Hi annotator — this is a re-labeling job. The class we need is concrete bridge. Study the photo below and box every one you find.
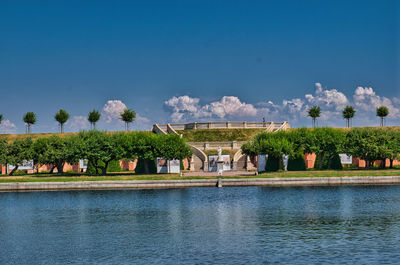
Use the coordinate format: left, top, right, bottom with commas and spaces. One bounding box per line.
152, 121, 290, 172
152, 121, 290, 134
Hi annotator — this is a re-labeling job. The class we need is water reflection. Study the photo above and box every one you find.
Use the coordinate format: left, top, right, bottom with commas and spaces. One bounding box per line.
1, 186, 400, 264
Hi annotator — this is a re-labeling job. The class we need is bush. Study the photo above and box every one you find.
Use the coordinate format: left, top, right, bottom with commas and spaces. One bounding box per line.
135, 158, 157, 174
265, 156, 280, 171
330, 154, 343, 170
107, 160, 122, 172
86, 159, 122, 174
288, 155, 306, 171
314, 154, 343, 170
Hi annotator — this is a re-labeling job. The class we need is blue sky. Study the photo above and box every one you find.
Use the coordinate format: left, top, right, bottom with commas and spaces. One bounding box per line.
0, 0, 399, 133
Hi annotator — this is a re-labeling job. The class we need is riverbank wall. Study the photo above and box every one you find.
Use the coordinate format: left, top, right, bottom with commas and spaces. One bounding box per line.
1, 176, 400, 192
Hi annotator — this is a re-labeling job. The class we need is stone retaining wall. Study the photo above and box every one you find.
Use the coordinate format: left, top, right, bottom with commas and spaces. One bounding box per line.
1, 176, 400, 192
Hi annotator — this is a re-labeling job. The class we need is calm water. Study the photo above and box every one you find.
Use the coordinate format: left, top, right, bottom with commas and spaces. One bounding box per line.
1, 186, 400, 264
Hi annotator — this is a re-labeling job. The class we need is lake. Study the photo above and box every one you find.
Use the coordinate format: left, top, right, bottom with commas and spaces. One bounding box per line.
1, 186, 400, 264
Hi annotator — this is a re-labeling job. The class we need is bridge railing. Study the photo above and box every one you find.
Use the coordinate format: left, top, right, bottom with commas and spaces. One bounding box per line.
153, 121, 290, 133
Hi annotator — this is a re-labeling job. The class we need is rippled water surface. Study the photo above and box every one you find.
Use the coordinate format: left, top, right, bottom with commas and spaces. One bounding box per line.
1, 186, 400, 264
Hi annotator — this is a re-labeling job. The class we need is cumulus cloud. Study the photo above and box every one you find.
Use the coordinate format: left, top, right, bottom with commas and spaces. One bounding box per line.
164, 95, 204, 122
102, 100, 127, 123
163, 83, 400, 127
164, 95, 257, 122
305, 82, 349, 111
0, 120, 17, 134
353, 87, 399, 116
207, 96, 257, 118
68, 116, 89, 131
100, 100, 152, 130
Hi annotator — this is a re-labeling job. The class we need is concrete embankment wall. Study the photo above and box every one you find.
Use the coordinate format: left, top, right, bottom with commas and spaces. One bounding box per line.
1, 176, 400, 192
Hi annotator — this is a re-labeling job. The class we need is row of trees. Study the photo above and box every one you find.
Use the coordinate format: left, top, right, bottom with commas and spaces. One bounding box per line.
0, 131, 192, 175
1, 109, 136, 134
307, 105, 389, 128
241, 128, 400, 171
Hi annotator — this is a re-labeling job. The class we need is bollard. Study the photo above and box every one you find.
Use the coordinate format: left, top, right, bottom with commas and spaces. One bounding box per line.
217, 178, 222, 188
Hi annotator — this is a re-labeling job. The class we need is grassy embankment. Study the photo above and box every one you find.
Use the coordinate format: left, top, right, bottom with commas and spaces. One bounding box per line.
177, 128, 266, 142
1, 169, 400, 183
3, 127, 400, 143
0, 131, 152, 142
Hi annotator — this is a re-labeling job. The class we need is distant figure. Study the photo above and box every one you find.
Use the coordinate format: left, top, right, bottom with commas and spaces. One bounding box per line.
217, 146, 222, 161
262, 117, 265, 123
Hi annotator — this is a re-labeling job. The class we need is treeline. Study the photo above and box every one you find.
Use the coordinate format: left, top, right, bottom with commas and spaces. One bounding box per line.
241, 128, 400, 171
0, 131, 192, 175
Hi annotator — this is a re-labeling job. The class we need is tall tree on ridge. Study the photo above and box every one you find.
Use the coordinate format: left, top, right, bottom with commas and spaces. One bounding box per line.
120, 109, 136, 131
88, 110, 101, 130
23, 112, 36, 134
376, 106, 389, 127
308, 106, 321, 128
342, 105, 356, 128
55, 109, 69, 133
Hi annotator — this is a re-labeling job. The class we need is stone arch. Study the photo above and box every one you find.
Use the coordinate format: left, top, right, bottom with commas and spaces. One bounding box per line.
233, 150, 247, 171
190, 145, 208, 171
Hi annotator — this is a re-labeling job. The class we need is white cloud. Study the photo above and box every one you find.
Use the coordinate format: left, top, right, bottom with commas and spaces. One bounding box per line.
208, 96, 257, 118
305, 82, 349, 111
68, 116, 88, 131
353, 86, 400, 116
164, 95, 257, 122
102, 100, 127, 123
100, 100, 151, 130
163, 83, 400, 127
0, 120, 16, 134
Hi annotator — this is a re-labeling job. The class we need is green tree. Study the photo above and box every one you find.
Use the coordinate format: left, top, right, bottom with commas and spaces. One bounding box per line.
312, 128, 345, 169
120, 109, 136, 131
155, 134, 192, 160
88, 109, 101, 130
387, 130, 400, 168
123, 132, 158, 173
342, 106, 356, 128
32, 135, 79, 174
78, 131, 125, 175
308, 106, 321, 128
55, 109, 69, 133
0, 139, 7, 167
5, 138, 34, 175
344, 128, 385, 168
242, 132, 295, 171
376, 106, 389, 127
32, 137, 48, 173
23, 112, 36, 134
0, 114, 3, 125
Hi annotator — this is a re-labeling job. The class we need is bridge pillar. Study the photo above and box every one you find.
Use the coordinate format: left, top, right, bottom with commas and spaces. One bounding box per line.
203, 161, 209, 172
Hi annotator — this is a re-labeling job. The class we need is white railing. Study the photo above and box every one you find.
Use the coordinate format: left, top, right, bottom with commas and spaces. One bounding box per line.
188, 141, 247, 150
155, 121, 287, 130
152, 121, 290, 134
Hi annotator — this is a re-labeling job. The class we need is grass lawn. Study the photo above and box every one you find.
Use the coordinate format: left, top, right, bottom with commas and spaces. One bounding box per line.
1, 169, 400, 183
177, 128, 266, 142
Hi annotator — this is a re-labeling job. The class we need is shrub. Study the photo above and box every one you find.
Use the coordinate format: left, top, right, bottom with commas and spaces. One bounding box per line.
288, 155, 306, 171
107, 160, 122, 172
135, 158, 157, 174
86, 159, 122, 174
314, 154, 343, 170
265, 156, 280, 172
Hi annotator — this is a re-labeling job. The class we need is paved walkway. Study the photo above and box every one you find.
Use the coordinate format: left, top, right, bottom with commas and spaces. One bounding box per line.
183, 171, 257, 177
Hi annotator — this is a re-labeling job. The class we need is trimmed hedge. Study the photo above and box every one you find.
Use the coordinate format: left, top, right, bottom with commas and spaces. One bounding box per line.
288, 156, 306, 171
314, 154, 343, 170
265, 156, 280, 172
86, 160, 122, 174
135, 158, 157, 174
